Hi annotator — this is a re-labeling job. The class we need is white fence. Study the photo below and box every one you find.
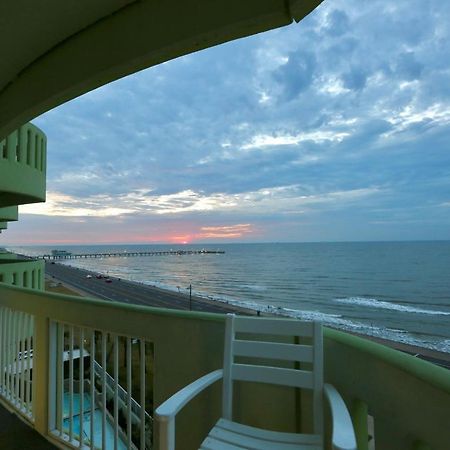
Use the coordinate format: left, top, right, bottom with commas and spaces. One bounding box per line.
0, 305, 34, 420
49, 322, 152, 449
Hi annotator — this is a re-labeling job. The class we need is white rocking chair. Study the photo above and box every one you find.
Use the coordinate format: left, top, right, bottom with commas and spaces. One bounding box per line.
155, 315, 356, 450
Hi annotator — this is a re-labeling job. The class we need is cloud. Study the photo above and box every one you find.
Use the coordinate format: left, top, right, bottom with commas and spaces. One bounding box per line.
273, 50, 316, 100
342, 67, 367, 91
395, 52, 424, 81
383, 103, 450, 137
324, 9, 350, 36
20, 192, 135, 217
2, 0, 446, 244
241, 130, 350, 150
19, 185, 385, 222
197, 224, 254, 239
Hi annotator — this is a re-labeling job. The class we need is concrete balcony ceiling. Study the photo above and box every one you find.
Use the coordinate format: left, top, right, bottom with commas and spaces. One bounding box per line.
0, 0, 323, 139
0, 123, 47, 207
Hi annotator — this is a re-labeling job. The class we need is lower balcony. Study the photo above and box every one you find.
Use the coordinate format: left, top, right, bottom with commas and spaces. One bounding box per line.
0, 206, 18, 234
0, 283, 448, 450
0, 206, 18, 222
0, 123, 46, 208
0, 258, 45, 290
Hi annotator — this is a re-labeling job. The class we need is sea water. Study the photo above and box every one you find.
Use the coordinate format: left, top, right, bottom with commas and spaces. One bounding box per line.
12, 241, 450, 353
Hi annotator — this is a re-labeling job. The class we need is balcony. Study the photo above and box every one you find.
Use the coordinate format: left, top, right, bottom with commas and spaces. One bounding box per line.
0, 2, 448, 449
0, 282, 448, 450
0, 206, 18, 234
0, 206, 18, 222
0, 259, 45, 291
0, 122, 47, 289
0, 123, 46, 208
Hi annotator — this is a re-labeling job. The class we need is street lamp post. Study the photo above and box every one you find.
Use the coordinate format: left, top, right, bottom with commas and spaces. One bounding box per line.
189, 283, 192, 311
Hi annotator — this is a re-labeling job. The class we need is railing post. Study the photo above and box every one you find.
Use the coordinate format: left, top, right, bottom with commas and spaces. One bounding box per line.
352, 399, 369, 450
47, 321, 58, 433
33, 314, 50, 436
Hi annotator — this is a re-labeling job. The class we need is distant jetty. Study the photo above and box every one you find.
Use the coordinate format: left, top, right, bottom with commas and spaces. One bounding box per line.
40, 249, 225, 260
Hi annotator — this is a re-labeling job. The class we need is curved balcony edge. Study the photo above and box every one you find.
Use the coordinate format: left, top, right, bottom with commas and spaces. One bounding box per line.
324, 327, 450, 394
0, 258, 45, 290
0, 123, 47, 208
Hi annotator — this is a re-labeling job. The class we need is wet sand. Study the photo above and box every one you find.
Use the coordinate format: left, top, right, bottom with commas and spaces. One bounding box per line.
45, 261, 450, 369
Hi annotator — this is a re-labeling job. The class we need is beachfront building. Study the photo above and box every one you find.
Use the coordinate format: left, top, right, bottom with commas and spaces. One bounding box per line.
0, 1, 449, 449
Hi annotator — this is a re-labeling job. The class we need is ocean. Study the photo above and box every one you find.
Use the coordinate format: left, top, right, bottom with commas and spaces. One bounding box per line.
10, 241, 450, 353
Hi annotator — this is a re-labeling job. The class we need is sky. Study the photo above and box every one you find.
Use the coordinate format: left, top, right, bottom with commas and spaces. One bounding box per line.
2, 0, 450, 245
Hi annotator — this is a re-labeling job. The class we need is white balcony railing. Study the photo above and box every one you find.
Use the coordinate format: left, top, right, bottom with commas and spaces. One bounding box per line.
49, 321, 152, 449
0, 305, 34, 420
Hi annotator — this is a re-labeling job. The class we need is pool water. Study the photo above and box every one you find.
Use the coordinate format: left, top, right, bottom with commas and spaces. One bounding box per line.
63, 393, 128, 449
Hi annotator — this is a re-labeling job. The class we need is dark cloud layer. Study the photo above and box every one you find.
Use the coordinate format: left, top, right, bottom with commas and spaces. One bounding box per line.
2, 0, 450, 244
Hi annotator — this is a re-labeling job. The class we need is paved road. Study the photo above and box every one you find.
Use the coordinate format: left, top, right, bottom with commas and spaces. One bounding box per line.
45, 261, 254, 315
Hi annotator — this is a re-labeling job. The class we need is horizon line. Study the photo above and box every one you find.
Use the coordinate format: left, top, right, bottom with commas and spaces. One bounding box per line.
3, 238, 450, 247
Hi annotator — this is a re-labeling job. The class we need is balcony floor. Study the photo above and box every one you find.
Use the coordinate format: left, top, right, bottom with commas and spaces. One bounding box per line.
0, 404, 57, 449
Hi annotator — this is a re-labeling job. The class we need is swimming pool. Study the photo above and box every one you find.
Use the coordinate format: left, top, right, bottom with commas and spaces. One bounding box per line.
63, 392, 128, 449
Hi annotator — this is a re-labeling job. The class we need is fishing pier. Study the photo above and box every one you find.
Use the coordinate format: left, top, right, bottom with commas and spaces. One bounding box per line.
41, 249, 225, 260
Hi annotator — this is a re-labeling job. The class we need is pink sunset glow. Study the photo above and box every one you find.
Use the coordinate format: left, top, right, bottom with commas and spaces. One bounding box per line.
2, 218, 257, 245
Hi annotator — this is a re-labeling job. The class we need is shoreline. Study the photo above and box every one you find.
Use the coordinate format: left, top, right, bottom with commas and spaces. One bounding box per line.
45, 261, 258, 316
44, 261, 450, 369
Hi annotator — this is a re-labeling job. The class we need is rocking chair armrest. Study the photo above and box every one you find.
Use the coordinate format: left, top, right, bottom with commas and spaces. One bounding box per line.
324, 383, 357, 450
155, 369, 223, 420
155, 369, 223, 450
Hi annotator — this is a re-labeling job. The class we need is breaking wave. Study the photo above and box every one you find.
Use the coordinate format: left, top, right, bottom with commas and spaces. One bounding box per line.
206, 295, 450, 353
334, 297, 450, 316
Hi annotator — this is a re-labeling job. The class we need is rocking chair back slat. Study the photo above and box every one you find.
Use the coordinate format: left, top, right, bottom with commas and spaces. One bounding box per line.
222, 315, 323, 435
233, 340, 314, 362
233, 317, 314, 337
232, 364, 314, 388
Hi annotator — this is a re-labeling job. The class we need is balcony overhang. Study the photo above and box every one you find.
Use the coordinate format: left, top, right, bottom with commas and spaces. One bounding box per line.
0, 0, 323, 139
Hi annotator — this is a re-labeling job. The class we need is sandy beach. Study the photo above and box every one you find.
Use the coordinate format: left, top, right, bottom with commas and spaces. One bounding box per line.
45, 261, 450, 369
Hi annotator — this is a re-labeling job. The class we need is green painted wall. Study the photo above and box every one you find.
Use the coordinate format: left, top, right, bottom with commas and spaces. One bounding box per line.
324, 328, 450, 450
